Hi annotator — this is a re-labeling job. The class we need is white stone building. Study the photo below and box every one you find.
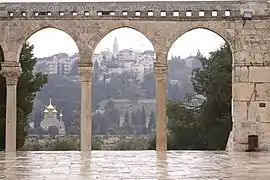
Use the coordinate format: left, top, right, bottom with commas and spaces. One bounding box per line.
35, 53, 76, 75
107, 68, 123, 75
40, 98, 65, 135
93, 53, 103, 65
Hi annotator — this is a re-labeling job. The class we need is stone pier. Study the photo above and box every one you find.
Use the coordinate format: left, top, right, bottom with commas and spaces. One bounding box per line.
78, 62, 92, 152
154, 61, 168, 151
1, 61, 21, 152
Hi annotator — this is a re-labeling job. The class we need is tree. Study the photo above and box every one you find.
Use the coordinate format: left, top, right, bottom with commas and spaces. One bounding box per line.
61, 64, 65, 75
148, 111, 155, 132
105, 99, 115, 110
166, 100, 206, 149
123, 111, 129, 126
140, 106, 146, 127
57, 61, 61, 75
69, 60, 78, 75
191, 43, 232, 150
0, 43, 48, 150
47, 126, 59, 138
96, 113, 109, 135
92, 61, 99, 83
34, 127, 47, 135
141, 73, 155, 98
131, 111, 137, 126
156, 43, 232, 150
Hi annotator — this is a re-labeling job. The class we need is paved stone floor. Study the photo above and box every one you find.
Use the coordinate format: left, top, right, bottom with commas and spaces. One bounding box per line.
0, 151, 269, 179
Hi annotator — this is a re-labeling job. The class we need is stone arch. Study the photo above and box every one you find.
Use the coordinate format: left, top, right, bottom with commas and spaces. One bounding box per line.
167, 25, 234, 63
91, 25, 157, 56
17, 24, 81, 62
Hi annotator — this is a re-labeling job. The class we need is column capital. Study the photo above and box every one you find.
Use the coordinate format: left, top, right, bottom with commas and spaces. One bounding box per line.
155, 51, 167, 60
154, 62, 168, 82
78, 62, 93, 82
1, 61, 22, 85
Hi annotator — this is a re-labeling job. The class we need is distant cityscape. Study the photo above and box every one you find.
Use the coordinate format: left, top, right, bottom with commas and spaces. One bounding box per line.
34, 37, 201, 80
30, 37, 202, 137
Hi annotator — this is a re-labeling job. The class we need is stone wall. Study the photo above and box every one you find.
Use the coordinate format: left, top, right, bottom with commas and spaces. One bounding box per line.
231, 18, 270, 151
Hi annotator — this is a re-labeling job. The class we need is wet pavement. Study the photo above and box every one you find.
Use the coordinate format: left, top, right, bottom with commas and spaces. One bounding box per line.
0, 151, 269, 179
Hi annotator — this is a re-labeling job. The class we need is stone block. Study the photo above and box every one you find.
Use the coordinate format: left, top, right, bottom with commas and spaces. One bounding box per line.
255, 83, 270, 101
233, 83, 254, 101
249, 67, 270, 82
248, 101, 270, 123
234, 50, 252, 64
233, 101, 247, 121
245, 35, 262, 43
261, 123, 270, 138
233, 128, 248, 144
254, 52, 264, 63
233, 66, 249, 82
247, 101, 261, 123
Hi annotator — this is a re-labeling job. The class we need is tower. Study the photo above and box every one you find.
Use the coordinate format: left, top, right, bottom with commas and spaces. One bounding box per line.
113, 36, 119, 55
58, 110, 66, 135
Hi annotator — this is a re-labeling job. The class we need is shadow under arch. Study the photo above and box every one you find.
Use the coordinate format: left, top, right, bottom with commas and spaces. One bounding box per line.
92, 26, 156, 56
0, 44, 4, 66
17, 26, 80, 62
0, 44, 4, 103
167, 27, 234, 63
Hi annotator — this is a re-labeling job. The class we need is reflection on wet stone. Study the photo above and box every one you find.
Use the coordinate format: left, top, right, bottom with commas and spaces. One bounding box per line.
0, 151, 270, 179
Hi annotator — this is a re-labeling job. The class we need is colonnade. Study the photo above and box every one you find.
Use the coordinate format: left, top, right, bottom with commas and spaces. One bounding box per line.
1, 55, 169, 152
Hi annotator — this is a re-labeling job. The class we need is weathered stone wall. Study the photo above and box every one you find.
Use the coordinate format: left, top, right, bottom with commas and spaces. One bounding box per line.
231, 17, 270, 151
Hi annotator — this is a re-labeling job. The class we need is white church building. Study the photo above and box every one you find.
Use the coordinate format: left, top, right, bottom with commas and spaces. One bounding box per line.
40, 98, 66, 135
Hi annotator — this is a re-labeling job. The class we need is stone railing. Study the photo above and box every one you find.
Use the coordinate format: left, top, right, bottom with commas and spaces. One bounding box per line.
0, 1, 242, 19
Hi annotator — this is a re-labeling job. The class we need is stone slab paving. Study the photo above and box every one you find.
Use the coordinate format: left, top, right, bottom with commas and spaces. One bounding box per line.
0, 151, 269, 180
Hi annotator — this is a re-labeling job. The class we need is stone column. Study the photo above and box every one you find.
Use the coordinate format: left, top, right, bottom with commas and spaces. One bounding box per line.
78, 62, 92, 152
154, 61, 168, 152
1, 61, 21, 152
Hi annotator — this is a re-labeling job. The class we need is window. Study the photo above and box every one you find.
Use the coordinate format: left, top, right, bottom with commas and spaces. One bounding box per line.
212, 10, 218, 16
160, 11, 166, 16
186, 11, 192, 16
225, 10, 231, 16
173, 11, 179, 16
148, 11, 153, 16
199, 11, 205, 16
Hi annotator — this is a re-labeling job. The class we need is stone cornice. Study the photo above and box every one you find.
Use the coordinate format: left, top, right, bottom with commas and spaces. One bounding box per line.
154, 62, 168, 82
78, 62, 93, 82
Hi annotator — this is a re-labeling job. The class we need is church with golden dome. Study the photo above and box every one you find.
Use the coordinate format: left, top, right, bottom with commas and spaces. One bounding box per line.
40, 98, 66, 135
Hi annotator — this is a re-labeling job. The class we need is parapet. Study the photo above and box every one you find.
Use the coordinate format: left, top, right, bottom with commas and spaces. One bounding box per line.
0, 1, 243, 19
0, 1, 269, 20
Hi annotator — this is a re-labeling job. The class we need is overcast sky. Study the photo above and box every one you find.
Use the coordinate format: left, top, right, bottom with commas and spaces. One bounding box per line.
6, 0, 225, 59
27, 27, 224, 59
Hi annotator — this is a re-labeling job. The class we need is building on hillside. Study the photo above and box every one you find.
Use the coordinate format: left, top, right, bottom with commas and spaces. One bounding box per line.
93, 53, 103, 65
185, 56, 202, 69
35, 53, 76, 75
40, 98, 65, 135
